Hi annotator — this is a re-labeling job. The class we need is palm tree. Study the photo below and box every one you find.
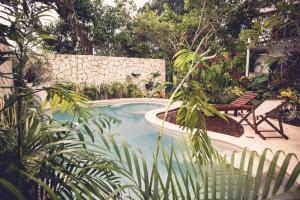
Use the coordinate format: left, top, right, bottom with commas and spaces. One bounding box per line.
0, 1, 121, 198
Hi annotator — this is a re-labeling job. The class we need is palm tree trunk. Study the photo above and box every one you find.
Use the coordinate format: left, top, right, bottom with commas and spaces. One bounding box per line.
14, 51, 27, 169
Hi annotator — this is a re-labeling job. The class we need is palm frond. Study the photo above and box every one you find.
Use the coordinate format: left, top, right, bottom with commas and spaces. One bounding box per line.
43, 84, 92, 120
95, 131, 300, 200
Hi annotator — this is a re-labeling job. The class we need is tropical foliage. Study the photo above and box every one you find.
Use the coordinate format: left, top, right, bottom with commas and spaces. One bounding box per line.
240, 75, 270, 100
62, 81, 143, 100
0, 106, 121, 199
199, 52, 245, 104
40, 0, 260, 89
54, 74, 166, 101
0, 1, 120, 198
280, 88, 300, 126
240, 0, 299, 45
94, 135, 300, 200
0, 0, 299, 199
43, 0, 135, 55
170, 41, 224, 163
239, 0, 300, 123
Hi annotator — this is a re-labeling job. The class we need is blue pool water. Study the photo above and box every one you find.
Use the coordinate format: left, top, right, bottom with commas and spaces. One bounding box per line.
54, 103, 180, 155
98, 103, 175, 156
53, 103, 236, 171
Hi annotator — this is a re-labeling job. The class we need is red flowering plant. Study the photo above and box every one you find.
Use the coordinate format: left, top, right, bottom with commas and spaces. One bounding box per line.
197, 50, 247, 104
220, 51, 245, 81
232, 51, 246, 79
210, 55, 220, 64
223, 52, 232, 62
196, 63, 204, 70
230, 69, 242, 80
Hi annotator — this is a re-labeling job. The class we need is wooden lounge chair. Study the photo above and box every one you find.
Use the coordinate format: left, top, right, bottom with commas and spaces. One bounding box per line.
237, 99, 288, 140
214, 92, 257, 116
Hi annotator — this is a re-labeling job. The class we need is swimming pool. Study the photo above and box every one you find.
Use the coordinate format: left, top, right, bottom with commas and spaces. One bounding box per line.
53, 102, 298, 194
53, 103, 239, 163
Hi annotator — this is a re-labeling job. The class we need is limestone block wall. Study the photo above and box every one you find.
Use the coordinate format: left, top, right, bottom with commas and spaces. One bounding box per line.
0, 44, 12, 108
46, 54, 165, 89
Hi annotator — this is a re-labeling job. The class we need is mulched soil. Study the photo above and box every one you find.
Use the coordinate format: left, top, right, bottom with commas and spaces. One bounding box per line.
157, 108, 244, 137
283, 119, 300, 127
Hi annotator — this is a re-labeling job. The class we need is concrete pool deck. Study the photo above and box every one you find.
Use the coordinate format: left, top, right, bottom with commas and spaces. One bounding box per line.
144, 100, 299, 157
143, 99, 300, 183
228, 111, 300, 161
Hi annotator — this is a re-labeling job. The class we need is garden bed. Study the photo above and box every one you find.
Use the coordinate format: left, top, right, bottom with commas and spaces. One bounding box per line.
157, 108, 244, 137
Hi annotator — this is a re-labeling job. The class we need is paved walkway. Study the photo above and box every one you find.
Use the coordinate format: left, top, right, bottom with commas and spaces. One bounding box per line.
147, 102, 300, 184
224, 111, 300, 184
227, 111, 300, 159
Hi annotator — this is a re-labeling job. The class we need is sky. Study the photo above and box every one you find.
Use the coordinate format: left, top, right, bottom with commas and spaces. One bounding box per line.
103, 0, 149, 8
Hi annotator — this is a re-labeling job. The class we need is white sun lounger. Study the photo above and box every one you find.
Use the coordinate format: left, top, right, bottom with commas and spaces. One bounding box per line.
237, 99, 288, 140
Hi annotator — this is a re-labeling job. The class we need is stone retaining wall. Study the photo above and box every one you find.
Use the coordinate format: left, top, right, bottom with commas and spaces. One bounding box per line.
46, 54, 165, 88
0, 52, 166, 108
0, 44, 12, 108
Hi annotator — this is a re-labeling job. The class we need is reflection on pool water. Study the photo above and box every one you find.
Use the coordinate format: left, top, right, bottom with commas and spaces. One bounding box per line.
53, 103, 240, 171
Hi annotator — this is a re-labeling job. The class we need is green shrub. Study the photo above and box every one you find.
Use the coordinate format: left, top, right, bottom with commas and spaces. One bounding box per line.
200, 64, 239, 104
127, 84, 143, 97
79, 82, 143, 100
279, 88, 300, 125
110, 82, 125, 98
54, 82, 77, 91
143, 71, 166, 97
269, 50, 300, 93
239, 74, 270, 99
99, 84, 110, 99
82, 84, 99, 100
